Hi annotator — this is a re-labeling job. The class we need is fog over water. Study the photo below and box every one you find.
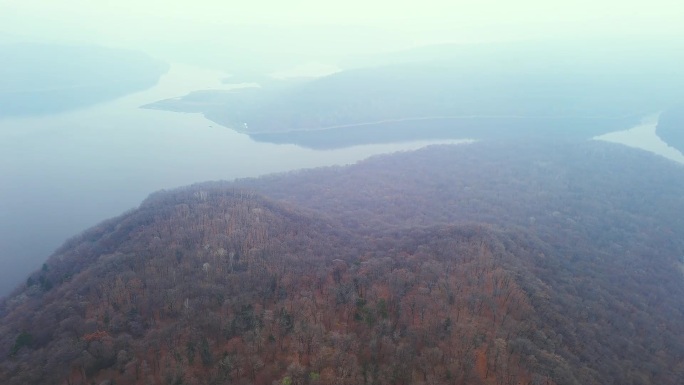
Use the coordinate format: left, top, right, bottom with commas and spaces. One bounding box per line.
595, 115, 684, 164
0, 64, 468, 296
4, 3, 684, 385
1, 0, 682, 299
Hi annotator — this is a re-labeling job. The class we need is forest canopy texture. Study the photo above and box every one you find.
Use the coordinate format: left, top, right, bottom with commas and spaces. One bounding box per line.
1, 141, 684, 385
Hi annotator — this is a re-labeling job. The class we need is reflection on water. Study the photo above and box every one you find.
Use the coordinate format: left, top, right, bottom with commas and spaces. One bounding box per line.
594, 115, 684, 164
0, 64, 468, 296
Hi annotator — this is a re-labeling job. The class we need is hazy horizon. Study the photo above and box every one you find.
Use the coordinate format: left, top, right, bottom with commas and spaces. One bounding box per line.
2, 1, 683, 63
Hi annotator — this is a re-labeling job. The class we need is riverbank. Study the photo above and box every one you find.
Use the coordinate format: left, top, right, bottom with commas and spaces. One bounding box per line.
0, 63, 470, 297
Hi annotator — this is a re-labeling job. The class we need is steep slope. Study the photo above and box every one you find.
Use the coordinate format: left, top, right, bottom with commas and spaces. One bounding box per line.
0, 190, 348, 384
231, 140, 684, 384
1, 142, 684, 385
2, 189, 570, 385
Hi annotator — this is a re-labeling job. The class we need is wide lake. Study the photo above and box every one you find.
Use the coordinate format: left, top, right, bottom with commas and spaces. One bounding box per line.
2, 64, 682, 296
0, 64, 467, 295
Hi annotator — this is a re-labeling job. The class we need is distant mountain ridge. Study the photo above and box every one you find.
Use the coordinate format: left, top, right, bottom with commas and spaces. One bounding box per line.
146, 39, 684, 149
0, 43, 168, 117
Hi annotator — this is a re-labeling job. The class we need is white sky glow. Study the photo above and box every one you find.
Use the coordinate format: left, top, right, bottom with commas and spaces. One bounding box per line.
1, 0, 681, 54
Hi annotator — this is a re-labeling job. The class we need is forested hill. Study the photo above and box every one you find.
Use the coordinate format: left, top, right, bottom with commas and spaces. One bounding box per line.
193, 40, 684, 143
2, 141, 684, 385
233, 140, 684, 245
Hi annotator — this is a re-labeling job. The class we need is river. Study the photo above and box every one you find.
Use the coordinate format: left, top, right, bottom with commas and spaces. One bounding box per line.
0, 64, 467, 296
2, 64, 682, 297
594, 114, 684, 164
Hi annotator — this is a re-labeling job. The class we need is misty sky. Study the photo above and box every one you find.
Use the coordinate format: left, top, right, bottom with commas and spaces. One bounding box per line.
2, 0, 682, 56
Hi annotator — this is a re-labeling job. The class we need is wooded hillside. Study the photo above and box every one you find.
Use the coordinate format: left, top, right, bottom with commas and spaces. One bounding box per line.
1, 141, 683, 385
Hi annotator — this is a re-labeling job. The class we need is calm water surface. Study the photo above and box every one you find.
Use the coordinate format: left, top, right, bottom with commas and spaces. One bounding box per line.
2, 65, 680, 296
595, 115, 684, 164
0, 64, 466, 295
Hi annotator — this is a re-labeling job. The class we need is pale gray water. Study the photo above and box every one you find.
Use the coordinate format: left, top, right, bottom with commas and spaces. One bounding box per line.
595, 114, 684, 164
2, 64, 680, 297
0, 64, 467, 296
